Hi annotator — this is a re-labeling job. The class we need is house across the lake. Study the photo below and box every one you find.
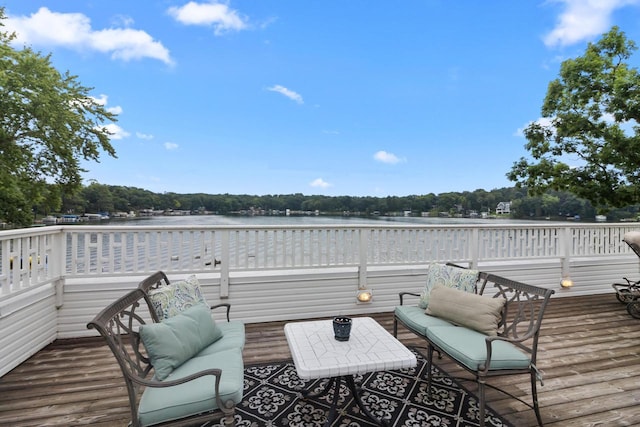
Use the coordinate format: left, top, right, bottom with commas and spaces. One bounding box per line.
496, 201, 511, 214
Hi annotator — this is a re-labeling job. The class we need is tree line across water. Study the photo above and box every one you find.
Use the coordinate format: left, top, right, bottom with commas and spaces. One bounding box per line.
56, 182, 640, 222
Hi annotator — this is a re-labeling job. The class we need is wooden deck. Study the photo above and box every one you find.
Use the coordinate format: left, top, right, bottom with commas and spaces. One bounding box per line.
0, 293, 639, 426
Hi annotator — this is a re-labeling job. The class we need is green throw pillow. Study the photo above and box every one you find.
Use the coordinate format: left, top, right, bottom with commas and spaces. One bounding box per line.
426, 284, 505, 336
139, 303, 223, 380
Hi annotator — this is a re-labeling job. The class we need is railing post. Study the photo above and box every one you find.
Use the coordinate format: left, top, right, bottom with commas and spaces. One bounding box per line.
560, 227, 572, 280
53, 229, 65, 308
358, 229, 368, 289
220, 230, 230, 298
470, 228, 479, 269
0, 239, 9, 295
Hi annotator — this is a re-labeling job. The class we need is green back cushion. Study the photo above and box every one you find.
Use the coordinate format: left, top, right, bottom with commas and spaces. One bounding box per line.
148, 275, 208, 319
419, 263, 479, 309
426, 284, 505, 336
139, 303, 223, 380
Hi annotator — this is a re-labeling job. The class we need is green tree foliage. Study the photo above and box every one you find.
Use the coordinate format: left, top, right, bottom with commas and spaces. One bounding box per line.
54, 182, 640, 223
83, 182, 115, 214
0, 9, 116, 226
508, 27, 640, 212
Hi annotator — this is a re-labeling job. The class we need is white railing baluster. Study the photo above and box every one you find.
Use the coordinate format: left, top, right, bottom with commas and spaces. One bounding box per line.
220, 230, 230, 297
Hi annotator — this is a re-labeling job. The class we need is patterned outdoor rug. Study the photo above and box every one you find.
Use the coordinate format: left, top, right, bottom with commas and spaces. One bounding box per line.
208, 347, 512, 427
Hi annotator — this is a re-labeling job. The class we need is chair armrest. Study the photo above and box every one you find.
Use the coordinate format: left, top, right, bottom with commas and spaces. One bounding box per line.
483, 332, 537, 374
398, 291, 420, 306
487, 331, 536, 346
132, 368, 223, 389
210, 303, 231, 322
131, 368, 231, 414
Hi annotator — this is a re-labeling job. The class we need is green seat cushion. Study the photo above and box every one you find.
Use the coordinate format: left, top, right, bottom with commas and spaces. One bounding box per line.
394, 305, 454, 335
138, 347, 244, 427
139, 304, 224, 380
426, 326, 530, 371
196, 321, 246, 356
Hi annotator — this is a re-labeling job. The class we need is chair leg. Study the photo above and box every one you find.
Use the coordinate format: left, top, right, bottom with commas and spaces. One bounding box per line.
221, 401, 237, 426
222, 413, 235, 426
530, 370, 544, 426
478, 379, 486, 427
426, 343, 434, 397
393, 317, 398, 337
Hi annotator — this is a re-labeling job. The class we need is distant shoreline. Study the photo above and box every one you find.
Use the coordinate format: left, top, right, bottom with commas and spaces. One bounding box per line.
97, 214, 571, 227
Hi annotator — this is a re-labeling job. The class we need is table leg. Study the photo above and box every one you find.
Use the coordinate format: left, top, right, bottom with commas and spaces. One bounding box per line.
302, 377, 335, 400
345, 375, 387, 427
301, 375, 387, 427
325, 376, 342, 426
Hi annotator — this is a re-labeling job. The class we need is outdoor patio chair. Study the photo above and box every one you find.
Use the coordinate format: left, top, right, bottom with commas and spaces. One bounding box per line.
87, 288, 243, 426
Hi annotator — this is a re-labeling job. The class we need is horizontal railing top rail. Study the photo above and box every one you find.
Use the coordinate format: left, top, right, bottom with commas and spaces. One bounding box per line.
1, 222, 639, 297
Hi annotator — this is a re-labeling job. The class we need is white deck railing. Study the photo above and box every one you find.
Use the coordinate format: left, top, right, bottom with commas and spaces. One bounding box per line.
1, 222, 639, 297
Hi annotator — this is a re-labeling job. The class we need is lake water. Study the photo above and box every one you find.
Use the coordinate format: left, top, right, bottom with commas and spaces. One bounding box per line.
110, 214, 554, 227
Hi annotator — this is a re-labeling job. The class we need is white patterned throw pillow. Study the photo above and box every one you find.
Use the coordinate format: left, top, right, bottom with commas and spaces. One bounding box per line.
418, 263, 479, 309
147, 275, 209, 320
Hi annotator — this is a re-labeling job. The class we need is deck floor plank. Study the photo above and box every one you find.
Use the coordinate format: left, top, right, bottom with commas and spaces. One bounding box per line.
0, 294, 639, 426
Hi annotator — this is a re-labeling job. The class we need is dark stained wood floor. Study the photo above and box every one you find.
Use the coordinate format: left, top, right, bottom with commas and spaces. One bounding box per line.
0, 293, 639, 426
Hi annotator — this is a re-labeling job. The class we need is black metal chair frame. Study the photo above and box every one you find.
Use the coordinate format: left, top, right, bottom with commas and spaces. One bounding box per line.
612, 233, 640, 318
394, 270, 554, 427
87, 287, 237, 426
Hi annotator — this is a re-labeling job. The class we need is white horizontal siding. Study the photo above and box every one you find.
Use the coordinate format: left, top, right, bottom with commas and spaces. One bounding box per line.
59, 257, 640, 339
0, 285, 57, 377
479, 259, 563, 289
568, 255, 640, 296
58, 267, 432, 334
222, 268, 360, 323
58, 275, 149, 338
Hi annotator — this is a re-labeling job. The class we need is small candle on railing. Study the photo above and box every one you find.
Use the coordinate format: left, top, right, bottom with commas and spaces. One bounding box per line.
560, 278, 574, 288
356, 290, 373, 303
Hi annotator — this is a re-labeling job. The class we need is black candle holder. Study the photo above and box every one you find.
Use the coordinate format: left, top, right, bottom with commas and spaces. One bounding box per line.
332, 316, 352, 341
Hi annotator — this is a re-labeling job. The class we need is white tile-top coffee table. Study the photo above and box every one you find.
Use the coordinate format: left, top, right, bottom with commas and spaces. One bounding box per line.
284, 317, 416, 426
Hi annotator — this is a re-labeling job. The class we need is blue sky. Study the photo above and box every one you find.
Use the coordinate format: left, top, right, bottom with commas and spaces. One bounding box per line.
4, 1, 640, 197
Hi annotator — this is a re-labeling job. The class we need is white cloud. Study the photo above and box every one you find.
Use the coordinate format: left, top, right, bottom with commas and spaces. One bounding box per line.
515, 117, 556, 137
544, 0, 640, 47
91, 28, 173, 64
112, 14, 134, 28
6, 7, 173, 64
102, 123, 130, 140
167, 1, 248, 35
164, 142, 179, 150
310, 178, 331, 189
373, 150, 404, 164
89, 94, 122, 115
91, 95, 108, 106
267, 85, 304, 104
136, 132, 154, 140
